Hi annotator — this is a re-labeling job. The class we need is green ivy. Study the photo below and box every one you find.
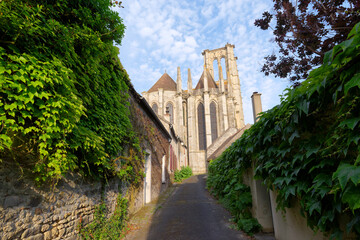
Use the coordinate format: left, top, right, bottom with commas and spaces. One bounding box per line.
207, 22, 360, 239
0, 48, 84, 178
78, 195, 129, 239
0, 0, 142, 183
207, 153, 261, 234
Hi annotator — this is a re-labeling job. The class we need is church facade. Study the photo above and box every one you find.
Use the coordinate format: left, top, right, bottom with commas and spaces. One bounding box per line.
142, 44, 245, 173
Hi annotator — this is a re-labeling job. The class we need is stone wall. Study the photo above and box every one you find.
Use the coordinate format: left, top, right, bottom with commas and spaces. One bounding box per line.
0, 87, 172, 240
128, 87, 171, 206
0, 165, 123, 240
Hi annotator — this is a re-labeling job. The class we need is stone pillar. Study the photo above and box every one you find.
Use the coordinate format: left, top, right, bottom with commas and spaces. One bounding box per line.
187, 68, 192, 94
187, 94, 195, 169
221, 94, 229, 131
202, 49, 213, 77
176, 67, 183, 135
242, 164, 274, 234
225, 44, 244, 129
251, 92, 262, 123
219, 66, 225, 93
176, 66, 182, 93
226, 70, 232, 95
203, 67, 212, 147
203, 65, 209, 92
158, 88, 164, 116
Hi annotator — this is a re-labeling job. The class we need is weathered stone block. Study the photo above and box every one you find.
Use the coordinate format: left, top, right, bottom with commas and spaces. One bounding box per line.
41, 224, 50, 232
4, 210, 16, 222
59, 218, 68, 225
32, 215, 43, 224
43, 231, 52, 240
51, 227, 58, 237
24, 233, 44, 240
21, 224, 41, 238
58, 228, 65, 238
4, 196, 21, 208
3, 222, 15, 233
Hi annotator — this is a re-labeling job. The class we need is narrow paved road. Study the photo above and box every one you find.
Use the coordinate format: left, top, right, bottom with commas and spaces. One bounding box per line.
145, 174, 247, 240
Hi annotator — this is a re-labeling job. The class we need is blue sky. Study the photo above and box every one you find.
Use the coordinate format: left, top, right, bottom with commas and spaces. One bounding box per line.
115, 0, 290, 124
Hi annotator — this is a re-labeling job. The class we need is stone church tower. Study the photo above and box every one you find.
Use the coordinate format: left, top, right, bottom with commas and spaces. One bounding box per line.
142, 44, 245, 173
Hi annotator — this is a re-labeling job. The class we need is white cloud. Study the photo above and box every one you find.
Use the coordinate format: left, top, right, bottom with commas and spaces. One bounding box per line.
117, 0, 288, 124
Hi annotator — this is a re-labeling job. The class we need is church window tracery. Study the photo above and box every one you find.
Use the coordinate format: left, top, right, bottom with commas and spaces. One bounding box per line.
197, 102, 206, 150
213, 59, 219, 81
152, 103, 158, 114
166, 102, 174, 124
210, 101, 218, 142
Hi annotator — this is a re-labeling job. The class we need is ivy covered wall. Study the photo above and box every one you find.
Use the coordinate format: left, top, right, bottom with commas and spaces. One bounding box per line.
0, 1, 173, 239
207, 23, 360, 239
0, 0, 139, 182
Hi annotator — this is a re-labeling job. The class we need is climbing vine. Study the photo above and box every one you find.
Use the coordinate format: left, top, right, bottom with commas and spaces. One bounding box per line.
207, 156, 261, 234
78, 195, 129, 239
207, 22, 360, 239
0, 0, 143, 183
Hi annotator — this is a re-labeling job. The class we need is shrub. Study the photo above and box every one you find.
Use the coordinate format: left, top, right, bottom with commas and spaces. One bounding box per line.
174, 166, 192, 182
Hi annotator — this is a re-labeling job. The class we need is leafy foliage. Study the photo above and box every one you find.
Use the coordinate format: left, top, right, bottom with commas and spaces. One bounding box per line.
207, 155, 261, 234
0, 0, 142, 182
79, 195, 129, 239
255, 0, 360, 85
208, 22, 360, 238
174, 166, 192, 182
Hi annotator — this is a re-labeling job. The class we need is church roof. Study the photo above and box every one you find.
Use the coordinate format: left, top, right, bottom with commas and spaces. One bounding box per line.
148, 73, 177, 93
195, 69, 218, 90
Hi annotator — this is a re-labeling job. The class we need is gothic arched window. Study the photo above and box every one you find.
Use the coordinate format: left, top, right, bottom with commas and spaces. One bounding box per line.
166, 102, 174, 124
213, 59, 219, 81
182, 102, 187, 126
210, 101, 218, 142
197, 102, 206, 150
221, 57, 227, 80
152, 103, 158, 114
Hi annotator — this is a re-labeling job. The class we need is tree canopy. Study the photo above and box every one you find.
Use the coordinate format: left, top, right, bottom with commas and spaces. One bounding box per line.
255, 0, 360, 85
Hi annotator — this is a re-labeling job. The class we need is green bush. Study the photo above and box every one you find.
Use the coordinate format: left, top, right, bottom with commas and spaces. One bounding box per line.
207, 22, 360, 239
0, 0, 142, 183
174, 166, 192, 182
207, 158, 261, 235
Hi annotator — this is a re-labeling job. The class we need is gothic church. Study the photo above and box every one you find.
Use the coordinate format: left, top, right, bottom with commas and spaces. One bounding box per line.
142, 44, 246, 173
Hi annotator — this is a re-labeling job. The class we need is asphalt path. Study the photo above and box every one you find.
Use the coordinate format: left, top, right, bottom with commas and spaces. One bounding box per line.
145, 174, 248, 240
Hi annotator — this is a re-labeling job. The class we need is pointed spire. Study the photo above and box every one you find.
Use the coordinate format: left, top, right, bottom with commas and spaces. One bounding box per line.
147, 73, 176, 93
187, 68, 192, 94
177, 66, 182, 93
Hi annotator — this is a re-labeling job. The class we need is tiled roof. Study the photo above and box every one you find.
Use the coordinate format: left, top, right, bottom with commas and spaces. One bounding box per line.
148, 73, 177, 93
195, 70, 218, 90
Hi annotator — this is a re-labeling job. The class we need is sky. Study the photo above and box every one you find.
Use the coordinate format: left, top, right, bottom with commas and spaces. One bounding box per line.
115, 0, 290, 124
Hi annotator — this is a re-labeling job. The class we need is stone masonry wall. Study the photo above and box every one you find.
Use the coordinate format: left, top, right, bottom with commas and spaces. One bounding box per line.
0, 163, 124, 240
0, 90, 172, 240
